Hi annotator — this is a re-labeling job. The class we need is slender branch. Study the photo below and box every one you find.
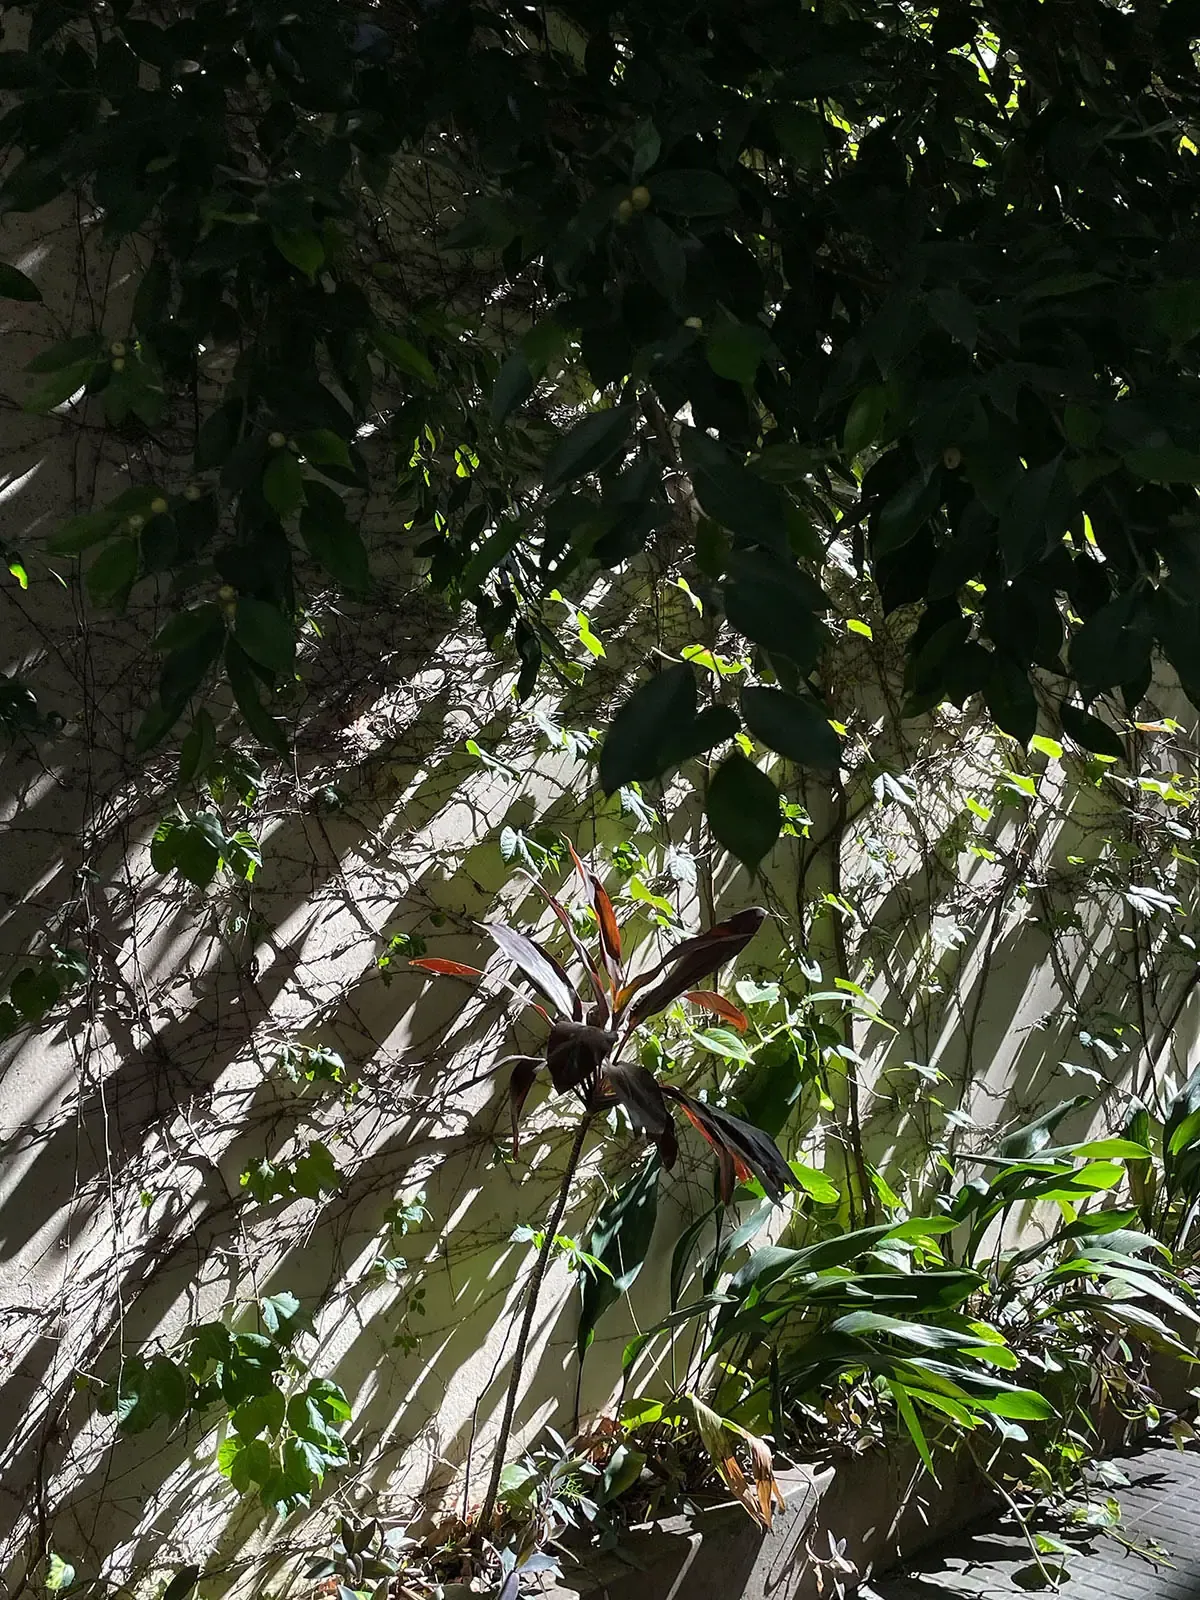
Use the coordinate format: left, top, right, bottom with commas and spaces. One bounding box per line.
478, 1114, 592, 1531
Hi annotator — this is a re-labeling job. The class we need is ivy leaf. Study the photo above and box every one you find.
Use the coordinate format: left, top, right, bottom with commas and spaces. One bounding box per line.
544, 405, 632, 490
45, 1555, 75, 1593
706, 752, 781, 872
0, 260, 40, 300
740, 686, 840, 771
234, 599, 295, 677
259, 1290, 302, 1339
598, 662, 695, 792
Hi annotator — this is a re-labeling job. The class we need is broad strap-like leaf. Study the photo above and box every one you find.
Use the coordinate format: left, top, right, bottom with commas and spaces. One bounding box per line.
577, 1154, 661, 1362
602, 1062, 678, 1169
518, 869, 608, 1016
482, 920, 582, 1019
685, 990, 750, 1032
545, 1019, 615, 1095
665, 1088, 793, 1204
567, 841, 623, 988
620, 907, 767, 1028
508, 1058, 540, 1159
409, 958, 484, 978
409, 955, 551, 1021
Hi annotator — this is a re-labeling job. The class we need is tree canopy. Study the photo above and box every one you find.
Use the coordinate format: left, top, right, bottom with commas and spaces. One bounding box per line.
5, 0, 1200, 861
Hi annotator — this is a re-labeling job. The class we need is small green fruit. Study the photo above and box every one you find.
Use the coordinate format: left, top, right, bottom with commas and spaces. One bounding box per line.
150, 496, 169, 516
183, 483, 204, 502
616, 198, 634, 223
631, 185, 651, 211
111, 357, 126, 372
110, 341, 127, 358
267, 430, 287, 449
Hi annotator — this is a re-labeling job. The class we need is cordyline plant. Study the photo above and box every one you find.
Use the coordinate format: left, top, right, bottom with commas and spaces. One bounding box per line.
410, 845, 794, 1529
412, 845, 793, 1204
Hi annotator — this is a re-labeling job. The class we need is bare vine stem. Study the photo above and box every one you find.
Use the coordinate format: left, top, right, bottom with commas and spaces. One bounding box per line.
478, 1114, 592, 1532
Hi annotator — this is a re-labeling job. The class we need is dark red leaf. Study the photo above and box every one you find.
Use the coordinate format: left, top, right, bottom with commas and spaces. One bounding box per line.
591, 878, 623, 982
546, 1019, 615, 1095
409, 955, 550, 1021
621, 907, 768, 1028
664, 1088, 792, 1205
483, 921, 582, 1020
518, 871, 608, 1016
566, 841, 624, 990
509, 1058, 540, 1158
685, 990, 750, 1032
409, 958, 484, 978
603, 1060, 673, 1139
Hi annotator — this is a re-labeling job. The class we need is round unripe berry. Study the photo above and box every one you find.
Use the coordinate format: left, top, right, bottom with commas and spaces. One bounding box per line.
616, 198, 634, 223
267, 430, 287, 449
218, 584, 237, 607
183, 483, 204, 502
631, 185, 651, 211
110, 341, 126, 358
127, 514, 145, 532
111, 357, 126, 372
942, 445, 963, 470
150, 496, 169, 516
684, 316, 704, 330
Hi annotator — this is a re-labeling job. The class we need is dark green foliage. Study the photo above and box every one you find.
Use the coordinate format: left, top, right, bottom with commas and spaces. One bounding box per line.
7, 0, 1200, 868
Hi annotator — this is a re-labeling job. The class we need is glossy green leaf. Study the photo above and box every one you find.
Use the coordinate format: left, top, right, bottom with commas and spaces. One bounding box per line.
578, 1155, 660, 1361
741, 686, 840, 772
544, 406, 632, 490
262, 451, 306, 519
706, 752, 781, 872
598, 662, 695, 792
234, 599, 295, 677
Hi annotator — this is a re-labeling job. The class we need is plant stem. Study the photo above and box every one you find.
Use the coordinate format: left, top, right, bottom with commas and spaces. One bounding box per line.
479, 1114, 592, 1531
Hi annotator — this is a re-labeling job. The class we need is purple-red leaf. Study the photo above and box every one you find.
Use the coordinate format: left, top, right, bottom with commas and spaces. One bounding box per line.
509, 1058, 540, 1158
567, 841, 623, 987
603, 1061, 673, 1143
483, 921, 582, 1020
546, 1019, 615, 1095
685, 990, 750, 1032
409, 958, 485, 978
519, 870, 608, 1017
664, 1088, 793, 1205
621, 907, 767, 1028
